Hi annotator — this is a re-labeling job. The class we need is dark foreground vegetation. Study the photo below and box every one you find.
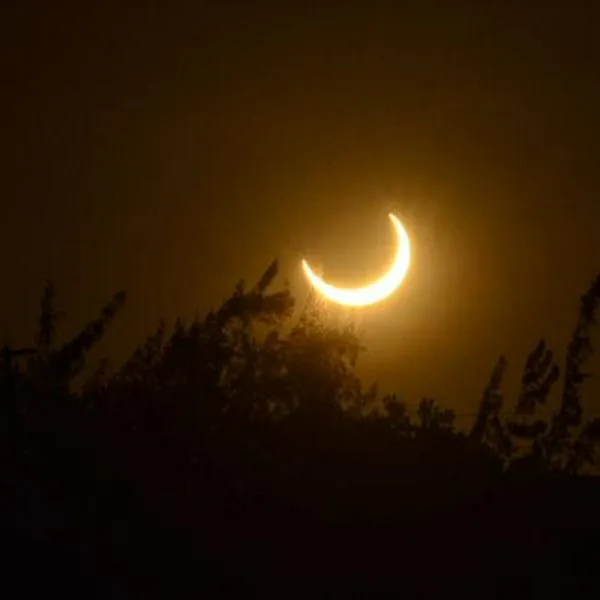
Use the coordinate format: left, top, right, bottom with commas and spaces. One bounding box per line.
2, 262, 600, 597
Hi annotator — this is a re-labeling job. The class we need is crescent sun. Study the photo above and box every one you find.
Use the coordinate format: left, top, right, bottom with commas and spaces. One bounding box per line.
301, 213, 411, 307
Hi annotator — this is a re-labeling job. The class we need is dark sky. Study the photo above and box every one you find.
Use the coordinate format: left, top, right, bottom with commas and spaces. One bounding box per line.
2, 2, 600, 420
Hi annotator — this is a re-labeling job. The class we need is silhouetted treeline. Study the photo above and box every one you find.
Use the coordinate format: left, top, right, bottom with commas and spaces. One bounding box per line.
2, 263, 600, 597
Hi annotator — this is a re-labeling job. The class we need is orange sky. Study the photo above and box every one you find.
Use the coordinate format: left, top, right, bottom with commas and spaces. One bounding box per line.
2, 2, 600, 420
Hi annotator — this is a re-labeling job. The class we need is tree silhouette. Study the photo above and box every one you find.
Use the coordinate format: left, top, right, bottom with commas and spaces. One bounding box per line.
2, 264, 600, 596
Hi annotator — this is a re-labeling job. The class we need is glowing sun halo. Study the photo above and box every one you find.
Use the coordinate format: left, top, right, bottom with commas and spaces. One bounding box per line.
301, 213, 411, 307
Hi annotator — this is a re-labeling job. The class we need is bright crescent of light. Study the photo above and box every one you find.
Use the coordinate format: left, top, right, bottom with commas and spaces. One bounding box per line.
301, 213, 411, 307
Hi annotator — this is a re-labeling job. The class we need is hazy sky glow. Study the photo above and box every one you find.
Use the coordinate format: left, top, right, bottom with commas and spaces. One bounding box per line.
2, 2, 600, 418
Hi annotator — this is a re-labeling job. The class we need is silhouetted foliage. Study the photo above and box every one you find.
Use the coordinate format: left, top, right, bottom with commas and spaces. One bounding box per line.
542, 273, 600, 469
505, 340, 558, 442
470, 355, 513, 459
3, 264, 600, 596
417, 397, 455, 430
35, 280, 62, 351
